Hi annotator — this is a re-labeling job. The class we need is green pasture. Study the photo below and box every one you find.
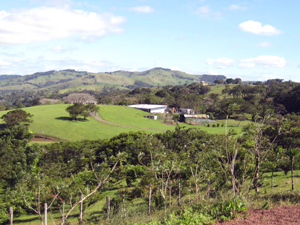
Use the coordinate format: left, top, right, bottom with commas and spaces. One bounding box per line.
208, 84, 237, 97
0, 104, 247, 142
0, 105, 160, 142
261, 170, 300, 193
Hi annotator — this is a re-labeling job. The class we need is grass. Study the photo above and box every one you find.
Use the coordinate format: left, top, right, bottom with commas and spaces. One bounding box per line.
12, 169, 300, 225
0, 104, 247, 142
262, 171, 300, 193
0, 105, 161, 142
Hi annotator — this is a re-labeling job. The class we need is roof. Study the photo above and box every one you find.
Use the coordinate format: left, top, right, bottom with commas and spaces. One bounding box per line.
127, 104, 167, 109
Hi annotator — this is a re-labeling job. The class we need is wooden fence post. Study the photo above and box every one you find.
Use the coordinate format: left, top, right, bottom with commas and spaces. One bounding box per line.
148, 184, 152, 215
106, 196, 110, 220
122, 189, 126, 218
44, 203, 47, 225
61, 202, 65, 225
9, 206, 13, 225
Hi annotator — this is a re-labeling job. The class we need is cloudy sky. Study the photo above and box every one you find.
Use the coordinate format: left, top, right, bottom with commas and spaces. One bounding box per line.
0, 0, 299, 81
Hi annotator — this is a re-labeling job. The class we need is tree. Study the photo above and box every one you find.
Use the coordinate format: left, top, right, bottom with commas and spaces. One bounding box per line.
241, 112, 279, 194
66, 103, 99, 120
0, 125, 40, 224
63, 93, 97, 104
1, 109, 33, 126
233, 78, 242, 84
214, 79, 224, 85
225, 78, 234, 84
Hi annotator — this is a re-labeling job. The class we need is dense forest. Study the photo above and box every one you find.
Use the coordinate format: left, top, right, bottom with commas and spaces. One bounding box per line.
1, 78, 300, 224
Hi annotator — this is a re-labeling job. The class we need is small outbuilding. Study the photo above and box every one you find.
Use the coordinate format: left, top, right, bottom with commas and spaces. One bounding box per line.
179, 114, 210, 123
127, 104, 168, 113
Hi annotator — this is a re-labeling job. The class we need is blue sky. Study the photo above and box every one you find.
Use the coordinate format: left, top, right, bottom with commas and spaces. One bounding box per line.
0, 0, 299, 82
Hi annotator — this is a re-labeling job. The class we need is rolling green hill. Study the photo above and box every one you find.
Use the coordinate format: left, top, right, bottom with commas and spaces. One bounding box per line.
0, 68, 226, 93
0, 104, 243, 142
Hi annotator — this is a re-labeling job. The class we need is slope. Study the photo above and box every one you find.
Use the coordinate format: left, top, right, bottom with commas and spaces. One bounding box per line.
0, 68, 226, 93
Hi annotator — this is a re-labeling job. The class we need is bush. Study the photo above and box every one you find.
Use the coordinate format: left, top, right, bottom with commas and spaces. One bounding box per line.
211, 198, 246, 221
172, 114, 180, 121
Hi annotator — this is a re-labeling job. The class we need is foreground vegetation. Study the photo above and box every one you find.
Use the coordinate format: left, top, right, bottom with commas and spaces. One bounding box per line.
1, 77, 300, 224
1, 108, 300, 225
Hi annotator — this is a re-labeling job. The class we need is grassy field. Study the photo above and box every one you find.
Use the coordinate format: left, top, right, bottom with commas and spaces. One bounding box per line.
0, 104, 249, 142
0, 105, 168, 142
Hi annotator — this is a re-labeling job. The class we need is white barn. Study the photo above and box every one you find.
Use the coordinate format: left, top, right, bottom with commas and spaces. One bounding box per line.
127, 104, 167, 113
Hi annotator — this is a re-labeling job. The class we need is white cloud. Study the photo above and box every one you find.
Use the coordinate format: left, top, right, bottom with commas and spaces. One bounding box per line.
0, 59, 11, 66
195, 5, 221, 18
196, 5, 210, 14
239, 56, 286, 68
0, 7, 126, 45
130, 6, 154, 13
52, 45, 76, 53
0, 57, 116, 75
206, 57, 235, 68
229, 5, 247, 10
30, 0, 73, 7
170, 66, 180, 71
239, 20, 282, 36
257, 42, 271, 47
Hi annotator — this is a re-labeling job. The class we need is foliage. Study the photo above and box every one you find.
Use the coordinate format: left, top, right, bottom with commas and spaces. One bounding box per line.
1, 109, 33, 126
66, 103, 99, 120
212, 198, 246, 221
0, 125, 39, 224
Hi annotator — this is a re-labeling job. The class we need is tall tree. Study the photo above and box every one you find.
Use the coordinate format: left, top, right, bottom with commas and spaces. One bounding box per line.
1, 109, 33, 126
66, 103, 99, 120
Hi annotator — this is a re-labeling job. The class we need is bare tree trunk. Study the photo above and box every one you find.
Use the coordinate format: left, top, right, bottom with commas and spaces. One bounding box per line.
291, 157, 295, 191
64, 160, 119, 222
271, 171, 274, 192
106, 196, 110, 220
122, 189, 126, 218
254, 153, 260, 194
79, 194, 83, 224
61, 203, 65, 225
169, 186, 172, 207
178, 179, 181, 206
230, 148, 238, 195
44, 203, 47, 225
148, 184, 152, 215
9, 206, 13, 225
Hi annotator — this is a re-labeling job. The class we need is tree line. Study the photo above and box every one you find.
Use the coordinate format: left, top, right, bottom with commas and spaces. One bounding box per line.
1, 111, 300, 224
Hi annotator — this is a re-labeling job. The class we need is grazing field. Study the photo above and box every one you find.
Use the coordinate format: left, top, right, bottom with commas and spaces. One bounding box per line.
0, 104, 247, 142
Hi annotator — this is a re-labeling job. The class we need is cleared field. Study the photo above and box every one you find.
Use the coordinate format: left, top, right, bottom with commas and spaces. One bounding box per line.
0, 105, 164, 142
0, 104, 247, 142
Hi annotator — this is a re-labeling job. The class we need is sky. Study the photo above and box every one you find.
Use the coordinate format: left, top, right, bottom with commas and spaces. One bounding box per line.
0, 0, 299, 82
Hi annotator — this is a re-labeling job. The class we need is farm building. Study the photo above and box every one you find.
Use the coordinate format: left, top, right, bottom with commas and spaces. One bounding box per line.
127, 104, 167, 113
178, 108, 195, 114
180, 114, 210, 124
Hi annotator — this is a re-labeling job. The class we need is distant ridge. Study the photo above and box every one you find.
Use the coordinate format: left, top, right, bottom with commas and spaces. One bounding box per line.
0, 68, 226, 93
0, 75, 21, 80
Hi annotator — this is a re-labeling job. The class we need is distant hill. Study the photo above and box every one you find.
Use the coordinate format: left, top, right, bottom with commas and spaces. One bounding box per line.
0, 75, 21, 80
0, 68, 226, 93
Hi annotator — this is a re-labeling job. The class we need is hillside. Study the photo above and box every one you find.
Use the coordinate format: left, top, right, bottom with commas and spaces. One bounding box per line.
0, 104, 242, 142
0, 68, 225, 93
